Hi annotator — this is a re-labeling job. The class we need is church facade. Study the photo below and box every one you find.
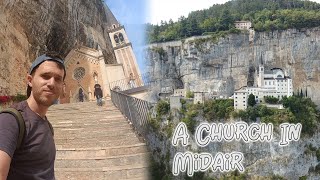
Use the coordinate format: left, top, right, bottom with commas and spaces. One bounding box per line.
60, 5, 141, 103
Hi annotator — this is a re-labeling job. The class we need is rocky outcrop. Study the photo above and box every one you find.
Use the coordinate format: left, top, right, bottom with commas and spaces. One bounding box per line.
147, 121, 320, 179
0, 0, 116, 95
146, 28, 320, 106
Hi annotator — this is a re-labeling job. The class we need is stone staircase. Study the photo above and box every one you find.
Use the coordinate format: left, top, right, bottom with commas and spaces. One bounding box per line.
47, 100, 150, 180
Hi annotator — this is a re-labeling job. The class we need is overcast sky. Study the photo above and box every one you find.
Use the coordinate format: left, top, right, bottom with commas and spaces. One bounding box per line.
149, 0, 320, 24
149, 0, 230, 24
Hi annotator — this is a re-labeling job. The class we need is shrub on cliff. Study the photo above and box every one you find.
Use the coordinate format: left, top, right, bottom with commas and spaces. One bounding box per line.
203, 99, 234, 121
156, 100, 170, 116
282, 96, 319, 136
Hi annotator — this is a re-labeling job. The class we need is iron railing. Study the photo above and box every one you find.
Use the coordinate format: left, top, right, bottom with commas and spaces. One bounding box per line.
110, 89, 152, 139
109, 73, 151, 92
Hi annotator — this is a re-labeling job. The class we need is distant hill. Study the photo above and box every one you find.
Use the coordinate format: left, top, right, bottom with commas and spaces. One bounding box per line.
146, 0, 320, 43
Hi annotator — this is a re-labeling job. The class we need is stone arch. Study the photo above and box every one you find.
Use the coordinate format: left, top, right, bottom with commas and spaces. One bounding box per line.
118, 33, 124, 42
114, 34, 119, 44
73, 87, 88, 102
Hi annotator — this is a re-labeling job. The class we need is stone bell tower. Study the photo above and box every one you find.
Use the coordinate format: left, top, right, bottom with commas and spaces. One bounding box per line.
105, 5, 142, 82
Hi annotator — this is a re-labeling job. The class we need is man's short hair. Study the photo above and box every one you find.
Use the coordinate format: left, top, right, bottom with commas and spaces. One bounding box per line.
27, 53, 66, 97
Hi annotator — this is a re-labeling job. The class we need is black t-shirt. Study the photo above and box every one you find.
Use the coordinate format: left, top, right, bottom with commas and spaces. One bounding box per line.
0, 101, 56, 180
94, 88, 103, 98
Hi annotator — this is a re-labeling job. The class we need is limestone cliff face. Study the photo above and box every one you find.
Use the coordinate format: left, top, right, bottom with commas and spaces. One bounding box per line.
146, 122, 320, 179
0, 0, 116, 95
146, 28, 320, 106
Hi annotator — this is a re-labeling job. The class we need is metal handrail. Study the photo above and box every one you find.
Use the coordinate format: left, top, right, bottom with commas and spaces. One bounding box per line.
110, 89, 152, 139
109, 73, 151, 92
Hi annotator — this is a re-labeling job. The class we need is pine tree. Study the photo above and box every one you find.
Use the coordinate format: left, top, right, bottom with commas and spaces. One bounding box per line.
248, 93, 256, 107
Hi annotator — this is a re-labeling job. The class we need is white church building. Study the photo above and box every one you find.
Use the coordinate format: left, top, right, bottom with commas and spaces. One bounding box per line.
234, 65, 293, 110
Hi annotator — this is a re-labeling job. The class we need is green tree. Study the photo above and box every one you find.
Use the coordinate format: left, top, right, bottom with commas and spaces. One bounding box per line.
186, 91, 194, 98
219, 9, 233, 31
146, 0, 320, 43
282, 96, 319, 136
248, 94, 256, 107
156, 100, 170, 116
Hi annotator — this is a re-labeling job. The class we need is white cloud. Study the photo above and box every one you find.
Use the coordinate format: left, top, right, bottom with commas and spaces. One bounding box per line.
148, 0, 320, 25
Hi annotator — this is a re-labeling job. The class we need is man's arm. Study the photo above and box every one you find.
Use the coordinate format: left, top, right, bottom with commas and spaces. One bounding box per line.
0, 113, 19, 179
0, 150, 11, 180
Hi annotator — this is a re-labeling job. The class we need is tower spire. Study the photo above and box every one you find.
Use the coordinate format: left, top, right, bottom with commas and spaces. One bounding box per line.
103, 4, 120, 29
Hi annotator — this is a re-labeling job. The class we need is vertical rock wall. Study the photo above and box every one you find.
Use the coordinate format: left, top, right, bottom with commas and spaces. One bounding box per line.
0, 0, 116, 95
147, 28, 320, 106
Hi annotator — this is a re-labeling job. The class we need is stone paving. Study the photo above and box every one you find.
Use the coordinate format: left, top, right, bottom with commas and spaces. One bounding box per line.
47, 100, 150, 180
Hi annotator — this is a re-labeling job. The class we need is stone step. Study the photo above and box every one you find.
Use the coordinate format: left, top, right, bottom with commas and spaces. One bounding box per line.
104, 165, 150, 179
47, 111, 123, 119
50, 103, 115, 108
52, 116, 127, 122
56, 143, 148, 159
55, 165, 149, 180
52, 119, 130, 129
55, 134, 140, 145
54, 133, 139, 144
49, 115, 126, 123
53, 124, 132, 132
55, 138, 141, 149
48, 105, 119, 111
54, 128, 135, 139
49, 107, 116, 113
50, 117, 127, 124
49, 100, 150, 179
49, 103, 114, 110
55, 153, 150, 168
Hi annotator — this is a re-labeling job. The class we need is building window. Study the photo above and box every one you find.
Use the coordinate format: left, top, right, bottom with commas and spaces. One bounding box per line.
73, 67, 86, 80
114, 34, 119, 44
119, 33, 124, 42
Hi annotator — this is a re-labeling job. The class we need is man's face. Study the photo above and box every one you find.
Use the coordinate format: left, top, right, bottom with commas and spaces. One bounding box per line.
27, 61, 65, 107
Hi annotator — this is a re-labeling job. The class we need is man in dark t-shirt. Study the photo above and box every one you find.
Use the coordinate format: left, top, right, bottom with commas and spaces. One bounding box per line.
94, 85, 103, 106
0, 53, 66, 179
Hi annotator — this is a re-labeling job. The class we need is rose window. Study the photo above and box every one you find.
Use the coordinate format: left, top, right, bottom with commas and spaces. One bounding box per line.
74, 67, 85, 80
